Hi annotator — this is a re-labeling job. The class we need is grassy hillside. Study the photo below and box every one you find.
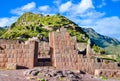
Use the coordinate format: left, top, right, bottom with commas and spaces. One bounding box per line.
1, 12, 120, 56
105, 45, 120, 55
1, 12, 88, 42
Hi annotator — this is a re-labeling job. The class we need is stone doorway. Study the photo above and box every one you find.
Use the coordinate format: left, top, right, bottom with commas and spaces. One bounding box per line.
37, 42, 52, 66
37, 57, 52, 66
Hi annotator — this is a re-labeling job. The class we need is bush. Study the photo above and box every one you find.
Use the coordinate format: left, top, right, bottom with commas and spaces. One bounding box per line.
92, 45, 104, 54
67, 29, 88, 42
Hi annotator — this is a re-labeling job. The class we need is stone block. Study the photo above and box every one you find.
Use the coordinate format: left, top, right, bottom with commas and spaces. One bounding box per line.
24, 45, 29, 49
18, 50, 23, 54
17, 58, 20, 62
13, 58, 17, 63
3, 58, 8, 62
0, 54, 6, 58
6, 63, 17, 70
0, 58, 4, 62
0, 63, 5, 67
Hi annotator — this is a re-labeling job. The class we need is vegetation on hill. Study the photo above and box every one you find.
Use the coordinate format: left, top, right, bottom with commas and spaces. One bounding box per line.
0, 27, 7, 36
0, 12, 120, 56
92, 45, 105, 54
1, 12, 88, 42
105, 45, 120, 55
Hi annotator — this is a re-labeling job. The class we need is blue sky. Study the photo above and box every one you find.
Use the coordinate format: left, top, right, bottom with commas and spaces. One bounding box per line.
0, 0, 120, 40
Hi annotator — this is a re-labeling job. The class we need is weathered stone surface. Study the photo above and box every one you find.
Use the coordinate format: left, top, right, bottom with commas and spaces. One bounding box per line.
49, 28, 119, 75
0, 40, 38, 69
6, 63, 17, 70
30, 70, 39, 76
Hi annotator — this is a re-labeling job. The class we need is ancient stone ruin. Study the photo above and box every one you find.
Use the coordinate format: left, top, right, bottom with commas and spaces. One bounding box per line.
0, 40, 38, 69
0, 27, 120, 78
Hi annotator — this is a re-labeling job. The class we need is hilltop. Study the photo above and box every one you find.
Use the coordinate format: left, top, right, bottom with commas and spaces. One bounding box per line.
1, 12, 88, 42
0, 12, 120, 51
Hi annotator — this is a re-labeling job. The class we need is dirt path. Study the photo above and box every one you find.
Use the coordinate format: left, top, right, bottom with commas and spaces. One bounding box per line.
0, 70, 35, 81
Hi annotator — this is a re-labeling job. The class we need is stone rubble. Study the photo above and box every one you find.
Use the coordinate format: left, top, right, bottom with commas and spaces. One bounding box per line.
23, 68, 103, 81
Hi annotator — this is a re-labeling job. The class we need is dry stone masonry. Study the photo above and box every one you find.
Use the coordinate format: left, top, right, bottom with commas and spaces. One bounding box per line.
0, 39, 38, 69
0, 27, 120, 78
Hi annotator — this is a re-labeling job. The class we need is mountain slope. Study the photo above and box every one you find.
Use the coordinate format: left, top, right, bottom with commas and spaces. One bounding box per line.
1, 12, 88, 42
83, 28, 120, 48
0, 27, 7, 36
2, 12, 119, 49
105, 45, 120, 55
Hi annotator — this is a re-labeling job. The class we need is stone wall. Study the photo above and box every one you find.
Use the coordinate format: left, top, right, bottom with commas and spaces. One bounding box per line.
49, 28, 119, 74
49, 28, 77, 67
0, 39, 38, 69
0, 27, 119, 78
76, 43, 87, 51
95, 69, 120, 78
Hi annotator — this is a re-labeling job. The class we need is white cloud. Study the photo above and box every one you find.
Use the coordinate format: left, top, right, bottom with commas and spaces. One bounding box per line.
0, 16, 18, 27
97, 0, 106, 8
59, 0, 105, 25
79, 10, 105, 19
21, 2, 35, 11
53, 0, 62, 6
38, 5, 50, 12
58, 0, 120, 40
75, 0, 94, 14
59, 0, 94, 14
77, 16, 120, 40
93, 16, 120, 36
11, 2, 52, 15
59, 1, 72, 13
11, 2, 36, 15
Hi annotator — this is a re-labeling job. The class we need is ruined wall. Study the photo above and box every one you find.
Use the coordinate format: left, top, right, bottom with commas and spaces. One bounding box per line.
49, 28, 119, 74
86, 39, 94, 57
49, 28, 77, 67
0, 39, 38, 69
95, 69, 120, 78
49, 28, 92, 71
0, 27, 119, 77
76, 43, 87, 51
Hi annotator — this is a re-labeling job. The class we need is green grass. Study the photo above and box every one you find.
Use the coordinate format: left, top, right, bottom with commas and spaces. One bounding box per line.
37, 78, 46, 81
60, 77, 65, 80
100, 76, 108, 80
29, 76, 34, 80
115, 77, 120, 80
37, 73, 41, 76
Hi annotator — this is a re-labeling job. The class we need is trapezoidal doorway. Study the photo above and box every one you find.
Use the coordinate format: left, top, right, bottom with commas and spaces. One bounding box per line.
37, 41, 52, 66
